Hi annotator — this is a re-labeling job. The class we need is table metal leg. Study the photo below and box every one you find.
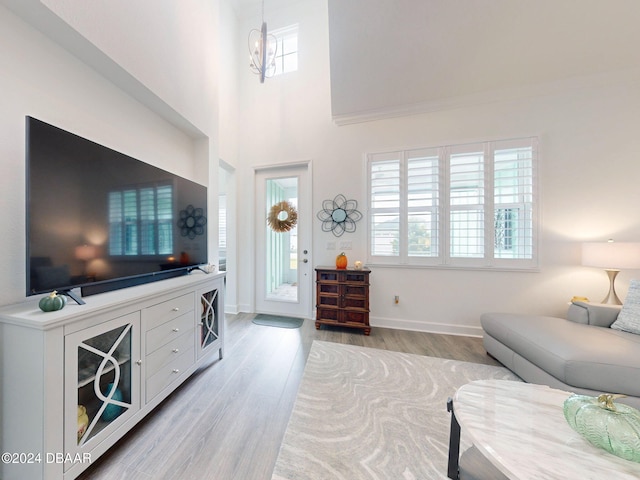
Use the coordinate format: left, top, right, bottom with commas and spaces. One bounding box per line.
447, 397, 461, 480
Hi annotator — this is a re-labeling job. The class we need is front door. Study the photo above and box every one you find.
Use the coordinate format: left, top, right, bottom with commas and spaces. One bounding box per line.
255, 163, 312, 318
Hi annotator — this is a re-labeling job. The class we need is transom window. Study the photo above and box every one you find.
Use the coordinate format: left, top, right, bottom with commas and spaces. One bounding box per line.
367, 137, 537, 269
272, 24, 298, 76
109, 183, 174, 256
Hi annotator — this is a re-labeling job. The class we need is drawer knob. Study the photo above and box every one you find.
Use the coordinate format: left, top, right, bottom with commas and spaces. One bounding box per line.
136, 360, 142, 366
172, 369, 180, 374
172, 328, 180, 332
172, 307, 180, 312
172, 348, 179, 353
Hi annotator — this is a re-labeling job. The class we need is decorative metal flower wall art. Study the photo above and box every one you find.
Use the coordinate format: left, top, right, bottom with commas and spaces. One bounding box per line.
178, 205, 207, 239
317, 194, 362, 237
268, 200, 298, 232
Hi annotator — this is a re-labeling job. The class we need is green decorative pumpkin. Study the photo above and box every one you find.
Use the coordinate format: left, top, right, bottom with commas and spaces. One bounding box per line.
563, 393, 640, 462
38, 291, 67, 312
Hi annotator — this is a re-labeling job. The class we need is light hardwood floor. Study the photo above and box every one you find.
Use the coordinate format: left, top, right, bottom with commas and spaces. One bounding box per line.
78, 314, 498, 480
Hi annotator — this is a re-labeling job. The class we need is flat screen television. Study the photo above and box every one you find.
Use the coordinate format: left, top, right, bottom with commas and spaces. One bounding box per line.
26, 116, 208, 303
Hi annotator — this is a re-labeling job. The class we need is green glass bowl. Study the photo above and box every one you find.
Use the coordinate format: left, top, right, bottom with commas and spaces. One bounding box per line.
564, 394, 640, 462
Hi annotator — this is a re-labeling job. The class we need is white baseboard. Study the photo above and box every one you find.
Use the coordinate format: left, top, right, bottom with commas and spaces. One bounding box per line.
229, 309, 483, 337
370, 315, 483, 338
236, 303, 252, 314
224, 304, 240, 315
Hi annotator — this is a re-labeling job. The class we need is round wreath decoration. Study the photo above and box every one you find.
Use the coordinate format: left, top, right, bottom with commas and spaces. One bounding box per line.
268, 201, 298, 233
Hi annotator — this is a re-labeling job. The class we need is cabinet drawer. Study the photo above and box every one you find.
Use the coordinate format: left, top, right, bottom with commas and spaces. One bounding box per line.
146, 346, 195, 402
317, 271, 339, 282
146, 311, 194, 353
145, 293, 194, 328
344, 285, 367, 297
317, 308, 368, 325
318, 283, 339, 295
343, 310, 368, 324
317, 307, 340, 322
318, 295, 340, 307
342, 271, 368, 284
344, 297, 367, 310
145, 329, 194, 379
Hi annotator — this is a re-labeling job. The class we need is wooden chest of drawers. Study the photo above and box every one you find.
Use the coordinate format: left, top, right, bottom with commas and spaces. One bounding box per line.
315, 267, 371, 335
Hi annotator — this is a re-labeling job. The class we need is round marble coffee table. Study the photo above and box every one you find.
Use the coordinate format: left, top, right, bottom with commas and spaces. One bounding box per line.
447, 379, 640, 479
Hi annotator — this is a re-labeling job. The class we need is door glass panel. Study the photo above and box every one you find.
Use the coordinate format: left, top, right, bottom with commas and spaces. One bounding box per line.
266, 177, 298, 302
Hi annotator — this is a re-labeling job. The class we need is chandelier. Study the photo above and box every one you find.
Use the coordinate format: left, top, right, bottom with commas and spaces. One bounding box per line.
248, 0, 277, 83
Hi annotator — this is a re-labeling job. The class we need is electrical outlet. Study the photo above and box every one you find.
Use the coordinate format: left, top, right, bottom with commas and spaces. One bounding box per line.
339, 241, 352, 250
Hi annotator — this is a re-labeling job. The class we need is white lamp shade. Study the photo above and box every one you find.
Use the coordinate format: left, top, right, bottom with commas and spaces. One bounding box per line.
75, 244, 98, 261
582, 242, 640, 269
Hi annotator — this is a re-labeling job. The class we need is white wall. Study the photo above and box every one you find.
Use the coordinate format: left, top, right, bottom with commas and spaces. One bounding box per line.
236, 0, 640, 334
217, 0, 241, 312
0, 1, 222, 305
37, 0, 219, 140
328, 0, 640, 122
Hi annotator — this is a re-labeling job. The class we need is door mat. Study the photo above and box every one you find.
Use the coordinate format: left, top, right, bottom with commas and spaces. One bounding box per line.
252, 314, 304, 329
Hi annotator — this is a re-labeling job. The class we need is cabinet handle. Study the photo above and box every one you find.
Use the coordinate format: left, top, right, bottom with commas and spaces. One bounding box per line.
172, 369, 180, 374
172, 307, 180, 312
172, 348, 179, 353
136, 360, 142, 366
172, 328, 180, 332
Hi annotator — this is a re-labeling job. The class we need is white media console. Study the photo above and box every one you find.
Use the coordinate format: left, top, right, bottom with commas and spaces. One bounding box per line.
0, 271, 225, 480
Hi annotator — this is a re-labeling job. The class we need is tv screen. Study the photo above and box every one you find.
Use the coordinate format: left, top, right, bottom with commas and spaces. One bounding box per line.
26, 116, 208, 301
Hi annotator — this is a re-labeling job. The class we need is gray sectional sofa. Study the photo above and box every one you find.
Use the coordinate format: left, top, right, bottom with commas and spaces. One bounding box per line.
481, 301, 640, 409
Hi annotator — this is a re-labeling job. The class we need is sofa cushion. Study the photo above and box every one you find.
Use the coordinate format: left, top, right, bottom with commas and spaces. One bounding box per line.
612, 279, 640, 334
481, 313, 640, 397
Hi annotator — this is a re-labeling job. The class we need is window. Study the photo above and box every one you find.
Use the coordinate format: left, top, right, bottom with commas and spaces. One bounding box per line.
367, 138, 537, 269
109, 183, 173, 256
272, 25, 298, 76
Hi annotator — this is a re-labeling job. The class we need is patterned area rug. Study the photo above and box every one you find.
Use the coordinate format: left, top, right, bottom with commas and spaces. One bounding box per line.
272, 341, 521, 480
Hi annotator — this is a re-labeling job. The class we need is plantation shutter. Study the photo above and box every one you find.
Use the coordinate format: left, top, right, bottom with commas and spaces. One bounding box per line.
492, 139, 535, 260
407, 149, 439, 258
108, 191, 123, 255
140, 187, 156, 255
367, 137, 537, 269
123, 190, 138, 255
369, 153, 401, 257
156, 185, 173, 255
108, 183, 173, 256
449, 145, 484, 258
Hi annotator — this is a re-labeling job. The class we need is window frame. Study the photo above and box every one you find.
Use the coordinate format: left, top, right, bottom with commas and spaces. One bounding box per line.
271, 24, 298, 77
366, 137, 538, 270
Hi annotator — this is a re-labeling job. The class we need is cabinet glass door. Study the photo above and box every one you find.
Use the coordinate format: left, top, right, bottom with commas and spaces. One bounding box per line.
65, 312, 140, 460
200, 290, 218, 351
199, 284, 224, 359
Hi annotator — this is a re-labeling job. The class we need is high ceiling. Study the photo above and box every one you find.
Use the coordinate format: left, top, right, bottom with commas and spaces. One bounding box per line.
228, 0, 295, 19
328, 0, 640, 123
